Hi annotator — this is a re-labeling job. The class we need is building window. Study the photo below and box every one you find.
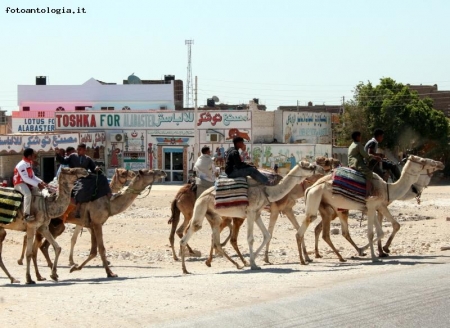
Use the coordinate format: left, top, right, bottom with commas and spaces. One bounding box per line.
56, 106, 65, 111
122, 106, 130, 110
23, 106, 30, 111
38, 111, 45, 117
75, 106, 86, 111
101, 107, 115, 110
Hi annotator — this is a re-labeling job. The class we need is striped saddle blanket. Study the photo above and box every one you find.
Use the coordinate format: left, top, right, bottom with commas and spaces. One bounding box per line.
214, 176, 249, 209
0, 187, 23, 224
332, 167, 366, 204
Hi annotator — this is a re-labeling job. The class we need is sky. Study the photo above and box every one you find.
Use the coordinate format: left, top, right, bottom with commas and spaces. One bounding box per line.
1, 0, 450, 112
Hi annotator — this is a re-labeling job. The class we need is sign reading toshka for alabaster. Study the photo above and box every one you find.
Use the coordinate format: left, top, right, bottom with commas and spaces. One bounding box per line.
54, 111, 252, 130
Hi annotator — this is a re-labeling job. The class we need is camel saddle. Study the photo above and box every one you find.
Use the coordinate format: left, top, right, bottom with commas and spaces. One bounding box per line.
214, 176, 249, 209
73, 173, 110, 204
332, 167, 367, 204
0, 186, 47, 224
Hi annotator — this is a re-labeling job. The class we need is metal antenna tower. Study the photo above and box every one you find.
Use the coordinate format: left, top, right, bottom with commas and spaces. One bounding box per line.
185, 39, 194, 108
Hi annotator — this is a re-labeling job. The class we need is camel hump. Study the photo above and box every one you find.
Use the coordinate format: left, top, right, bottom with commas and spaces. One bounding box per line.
214, 176, 249, 209
331, 167, 367, 204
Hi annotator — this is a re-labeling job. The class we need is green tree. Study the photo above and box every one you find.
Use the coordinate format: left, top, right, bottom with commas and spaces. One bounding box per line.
337, 78, 449, 155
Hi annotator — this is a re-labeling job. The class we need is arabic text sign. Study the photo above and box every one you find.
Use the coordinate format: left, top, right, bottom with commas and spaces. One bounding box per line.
54, 111, 252, 130
12, 118, 56, 133
0, 134, 79, 152
79, 132, 106, 148
283, 112, 332, 143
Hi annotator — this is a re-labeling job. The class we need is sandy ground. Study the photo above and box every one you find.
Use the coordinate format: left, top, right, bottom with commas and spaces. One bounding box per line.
1, 184, 450, 327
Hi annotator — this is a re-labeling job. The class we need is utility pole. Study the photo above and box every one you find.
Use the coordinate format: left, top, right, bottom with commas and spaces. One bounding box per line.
194, 76, 199, 158
185, 40, 194, 108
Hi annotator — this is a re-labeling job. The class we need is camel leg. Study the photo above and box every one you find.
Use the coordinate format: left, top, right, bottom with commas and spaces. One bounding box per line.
253, 215, 271, 261
70, 227, 98, 274
25, 226, 36, 284
205, 217, 231, 267
230, 218, 248, 267
180, 198, 208, 274
318, 207, 346, 262
367, 208, 384, 262
178, 216, 195, 255
219, 217, 233, 247
0, 228, 20, 283
264, 209, 280, 264
91, 223, 117, 278
314, 220, 323, 258
31, 233, 47, 281
284, 208, 311, 263
209, 213, 242, 270
40, 219, 65, 268
40, 239, 53, 268
169, 211, 181, 261
376, 212, 388, 257
17, 234, 27, 265
337, 211, 366, 256
37, 225, 61, 281
295, 214, 315, 265
377, 207, 400, 254
69, 225, 83, 266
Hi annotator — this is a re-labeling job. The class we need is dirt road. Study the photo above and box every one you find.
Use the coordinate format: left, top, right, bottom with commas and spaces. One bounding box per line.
1, 185, 449, 327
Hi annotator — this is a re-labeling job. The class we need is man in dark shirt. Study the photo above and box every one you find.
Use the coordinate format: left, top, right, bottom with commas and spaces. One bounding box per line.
364, 129, 401, 182
225, 137, 270, 185
56, 143, 111, 218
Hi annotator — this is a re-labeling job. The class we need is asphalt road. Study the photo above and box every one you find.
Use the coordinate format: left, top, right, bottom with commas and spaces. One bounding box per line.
157, 262, 450, 328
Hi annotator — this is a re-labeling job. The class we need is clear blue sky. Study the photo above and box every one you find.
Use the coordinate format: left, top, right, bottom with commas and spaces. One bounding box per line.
1, 0, 450, 112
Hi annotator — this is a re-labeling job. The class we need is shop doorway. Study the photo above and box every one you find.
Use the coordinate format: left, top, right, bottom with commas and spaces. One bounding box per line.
41, 157, 55, 183
163, 147, 184, 182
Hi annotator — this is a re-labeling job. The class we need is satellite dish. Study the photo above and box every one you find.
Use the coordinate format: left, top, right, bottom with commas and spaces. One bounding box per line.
128, 73, 142, 84
212, 96, 220, 102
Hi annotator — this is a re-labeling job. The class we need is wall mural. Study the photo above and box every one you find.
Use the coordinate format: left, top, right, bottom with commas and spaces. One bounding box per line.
283, 112, 332, 144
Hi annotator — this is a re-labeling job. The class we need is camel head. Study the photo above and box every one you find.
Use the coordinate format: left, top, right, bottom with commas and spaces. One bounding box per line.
115, 168, 136, 181
404, 155, 440, 176
127, 169, 167, 191
59, 167, 89, 185
295, 160, 317, 176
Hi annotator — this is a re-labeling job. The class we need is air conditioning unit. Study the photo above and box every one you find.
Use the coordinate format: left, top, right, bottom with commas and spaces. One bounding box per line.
206, 133, 219, 142
160, 106, 168, 110
110, 133, 124, 143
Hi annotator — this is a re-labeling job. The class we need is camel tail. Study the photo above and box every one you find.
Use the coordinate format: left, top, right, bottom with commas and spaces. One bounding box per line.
168, 199, 180, 224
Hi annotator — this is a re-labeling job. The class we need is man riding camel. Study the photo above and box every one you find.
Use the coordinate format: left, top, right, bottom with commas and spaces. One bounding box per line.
13, 148, 48, 222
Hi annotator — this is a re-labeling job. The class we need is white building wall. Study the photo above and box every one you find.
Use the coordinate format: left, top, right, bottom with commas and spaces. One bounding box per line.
274, 110, 284, 143
252, 111, 274, 144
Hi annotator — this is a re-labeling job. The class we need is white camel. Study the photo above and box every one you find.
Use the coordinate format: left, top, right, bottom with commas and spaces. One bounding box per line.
312, 159, 444, 260
180, 161, 317, 274
295, 155, 439, 265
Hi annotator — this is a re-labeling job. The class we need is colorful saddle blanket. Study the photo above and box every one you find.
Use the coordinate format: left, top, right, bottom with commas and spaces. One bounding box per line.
214, 176, 248, 209
332, 167, 366, 204
0, 187, 23, 223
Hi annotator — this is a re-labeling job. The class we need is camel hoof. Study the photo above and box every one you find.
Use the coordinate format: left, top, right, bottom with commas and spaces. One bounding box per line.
11, 278, 20, 284
315, 254, 323, 259
26, 280, 36, 285
182, 270, 191, 275
358, 250, 367, 257
37, 277, 46, 281
300, 261, 308, 266
339, 258, 347, 262
205, 261, 212, 267
378, 252, 389, 258
107, 273, 118, 278
306, 258, 314, 263
236, 264, 244, 270
69, 261, 76, 266
264, 261, 273, 265
243, 261, 250, 267
250, 265, 261, 270
70, 265, 79, 273
17, 259, 23, 265
173, 256, 179, 261
383, 246, 391, 254
50, 274, 58, 282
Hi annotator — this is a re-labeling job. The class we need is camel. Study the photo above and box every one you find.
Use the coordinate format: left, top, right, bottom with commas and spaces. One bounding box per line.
0, 167, 88, 284
312, 160, 444, 261
295, 155, 439, 265
179, 161, 317, 274
67, 169, 166, 278
17, 168, 136, 274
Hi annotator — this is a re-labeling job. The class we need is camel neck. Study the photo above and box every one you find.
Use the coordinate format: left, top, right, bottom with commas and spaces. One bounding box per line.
265, 165, 309, 202
46, 181, 73, 218
385, 167, 420, 201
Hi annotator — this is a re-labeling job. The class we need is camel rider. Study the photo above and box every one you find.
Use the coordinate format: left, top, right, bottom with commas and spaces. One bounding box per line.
13, 148, 48, 222
194, 146, 218, 198
225, 137, 271, 185
56, 143, 111, 218
364, 129, 401, 182
348, 131, 381, 198
56, 146, 75, 179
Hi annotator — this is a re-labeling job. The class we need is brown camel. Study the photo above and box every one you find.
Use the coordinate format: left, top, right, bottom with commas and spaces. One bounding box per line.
67, 169, 166, 278
0, 167, 88, 284
17, 169, 135, 278
312, 160, 444, 261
